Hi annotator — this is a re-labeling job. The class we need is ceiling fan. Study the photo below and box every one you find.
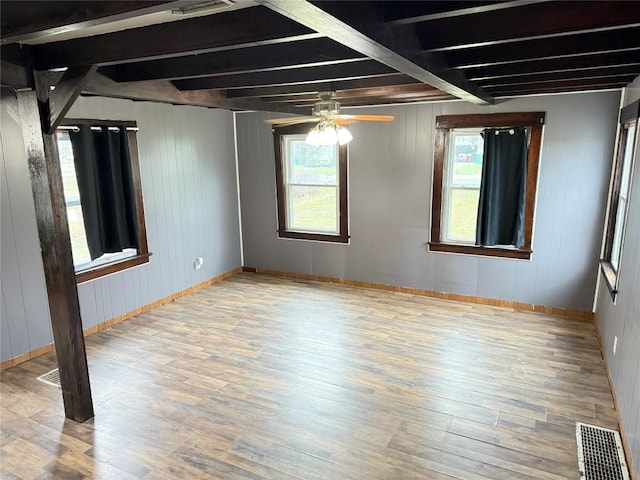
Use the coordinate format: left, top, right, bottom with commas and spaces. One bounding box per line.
265, 91, 394, 146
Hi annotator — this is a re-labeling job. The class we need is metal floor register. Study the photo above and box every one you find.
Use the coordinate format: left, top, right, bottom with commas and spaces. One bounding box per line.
576, 422, 630, 480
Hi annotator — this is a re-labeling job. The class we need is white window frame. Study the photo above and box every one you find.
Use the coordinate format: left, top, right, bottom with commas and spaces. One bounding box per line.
283, 134, 340, 235
55, 120, 150, 283
601, 99, 639, 299
273, 124, 349, 244
441, 128, 483, 245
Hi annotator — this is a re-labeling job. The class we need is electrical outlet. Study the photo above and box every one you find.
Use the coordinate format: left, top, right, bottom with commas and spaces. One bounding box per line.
193, 257, 204, 270
613, 336, 618, 355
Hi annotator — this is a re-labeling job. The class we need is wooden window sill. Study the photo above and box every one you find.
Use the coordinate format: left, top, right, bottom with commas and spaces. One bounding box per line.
428, 242, 532, 260
278, 231, 349, 243
76, 252, 152, 283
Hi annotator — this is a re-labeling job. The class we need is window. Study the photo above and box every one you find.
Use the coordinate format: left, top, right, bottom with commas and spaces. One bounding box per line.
273, 124, 348, 243
56, 120, 150, 283
430, 112, 545, 260
602, 100, 639, 297
441, 128, 484, 243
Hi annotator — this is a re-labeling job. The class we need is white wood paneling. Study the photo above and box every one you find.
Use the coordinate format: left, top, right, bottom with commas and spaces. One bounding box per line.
596, 77, 640, 478
0, 91, 53, 358
0, 93, 241, 361
65, 97, 242, 323
237, 91, 620, 312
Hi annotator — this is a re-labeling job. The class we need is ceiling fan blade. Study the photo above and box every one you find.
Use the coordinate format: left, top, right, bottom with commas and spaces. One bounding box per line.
334, 118, 359, 126
335, 114, 395, 122
264, 116, 319, 125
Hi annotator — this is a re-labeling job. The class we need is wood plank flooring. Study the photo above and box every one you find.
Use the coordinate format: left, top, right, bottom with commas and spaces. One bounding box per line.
0, 273, 619, 479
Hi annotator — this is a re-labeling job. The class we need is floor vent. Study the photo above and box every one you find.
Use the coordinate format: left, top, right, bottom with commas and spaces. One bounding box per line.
576, 422, 629, 480
36, 369, 61, 388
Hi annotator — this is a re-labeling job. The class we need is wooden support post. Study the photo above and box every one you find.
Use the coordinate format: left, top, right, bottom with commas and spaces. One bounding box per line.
42, 65, 97, 134
16, 89, 94, 422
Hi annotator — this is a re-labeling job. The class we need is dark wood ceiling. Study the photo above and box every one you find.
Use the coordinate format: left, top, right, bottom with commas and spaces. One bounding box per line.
2, 0, 639, 114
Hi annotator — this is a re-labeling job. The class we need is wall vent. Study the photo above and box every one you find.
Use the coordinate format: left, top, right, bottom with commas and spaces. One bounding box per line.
576, 422, 630, 480
36, 369, 61, 388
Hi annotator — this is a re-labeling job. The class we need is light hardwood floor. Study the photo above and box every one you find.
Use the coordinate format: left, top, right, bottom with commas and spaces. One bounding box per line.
1, 273, 618, 479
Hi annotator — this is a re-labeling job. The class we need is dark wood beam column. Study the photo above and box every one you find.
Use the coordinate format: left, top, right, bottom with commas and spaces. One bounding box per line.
465, 50, 640, 81
224, 74, 419, 99
386, 0, 546, 24
32, 6, 319, 70
16, 88, 94, 423
447, 27, 640, 69
1, 1, 195, 45
419, 1, 640, 52
1, 59, 32, 88
1, 44, 34, 88
37, 65, 97, 134
172, 60, 394, 91
257, 0, 493, 105
103, 38, 365, 83
83, 72, 304, 114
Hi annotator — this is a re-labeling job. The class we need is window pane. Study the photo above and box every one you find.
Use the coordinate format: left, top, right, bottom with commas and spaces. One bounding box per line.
447, 189, 480, 242
58, 132, 89, 267
451, 133, 483, 187
57, 130, 140, 271
611, 199, 627, 271
57, 132, 81, 204
288, 186, 337, 232
286, 138, 337, 186
620, 123, 636, 197
443, 130, 483, 243
66, 205, 92, 266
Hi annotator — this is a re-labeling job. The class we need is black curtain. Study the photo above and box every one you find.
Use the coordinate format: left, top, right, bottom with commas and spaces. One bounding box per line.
69, 125, 139, 260
475, 127, 528, 248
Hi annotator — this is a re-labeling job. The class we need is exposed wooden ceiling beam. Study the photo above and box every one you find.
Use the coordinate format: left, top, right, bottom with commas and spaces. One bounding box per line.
447, 27, 640, 69
293, 91, 455, 107
420, 1, 640, 51
322, 94, 457, 107
377, 1, 499, 22
273, 84, 442, 103
1, 1, 194, 45
172, 61, 395, 91
256, 0, 493, 105
480, 65, 640, 88
32, 6, 320, 70
0, 44, 32, 87
1, 59, 32, 88
81, 72, 304, 114
224, 74, 421, 99
291, 93, 446, 106
492, 83, 630, 97
103, 38, 365, 82
387, 0, 549, 25
487, 78, 632, 95
40, 65, 98, 134
467, 50, 640, 81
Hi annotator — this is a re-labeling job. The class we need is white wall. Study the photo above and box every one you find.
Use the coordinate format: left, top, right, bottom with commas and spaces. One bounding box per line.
236, 91, 620, 312
1, 90, 52, 360
0, 92, 241, 362
595, 75, 640, 478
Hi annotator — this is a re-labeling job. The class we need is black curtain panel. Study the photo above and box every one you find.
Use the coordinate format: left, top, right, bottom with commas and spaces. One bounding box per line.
475, 127, 528, 248
69, 125, 139, 260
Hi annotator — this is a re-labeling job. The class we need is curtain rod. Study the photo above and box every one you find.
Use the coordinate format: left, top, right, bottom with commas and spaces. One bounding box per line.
57, 126, 139, 133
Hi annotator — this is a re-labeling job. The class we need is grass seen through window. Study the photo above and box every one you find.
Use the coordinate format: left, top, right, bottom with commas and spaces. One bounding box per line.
274, 124, 349, 243
285, 138, 339, 233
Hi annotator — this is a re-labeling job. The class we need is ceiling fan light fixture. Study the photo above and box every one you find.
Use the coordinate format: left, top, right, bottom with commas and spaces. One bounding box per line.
319, 125, 338, 145
305, 121, 346, 146
337, 126, 353, 145
305, 127, 322, 146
